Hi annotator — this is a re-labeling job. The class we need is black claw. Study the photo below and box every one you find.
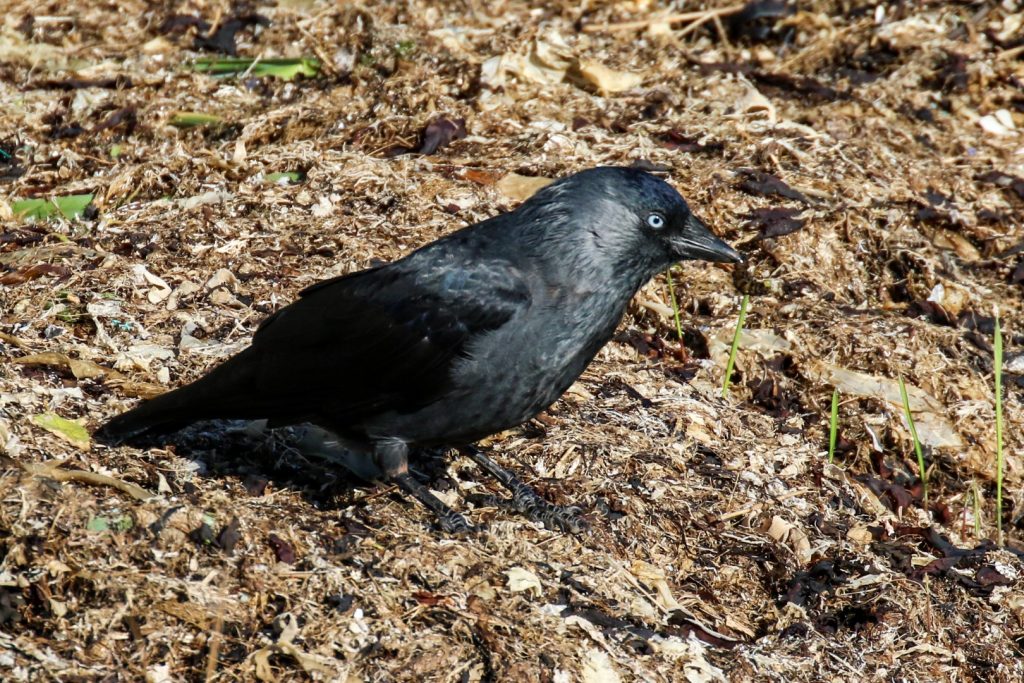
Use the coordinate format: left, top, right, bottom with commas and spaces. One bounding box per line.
438, 511, 474, 535
531, 501, 589, 534
392, 471, 475, 535
460, 446, 589, 533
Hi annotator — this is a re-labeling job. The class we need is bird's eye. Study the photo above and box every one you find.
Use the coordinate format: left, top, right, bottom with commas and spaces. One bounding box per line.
646, 213, 665, 229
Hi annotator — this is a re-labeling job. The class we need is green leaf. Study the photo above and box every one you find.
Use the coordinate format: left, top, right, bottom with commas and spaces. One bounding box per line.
110, 144, 123, 159
394, 40, 416, 58
191, 57, 320, 81
12, 194, 94, 221
31, 412, 91, 448
87, 515, 133, 532
264, 171, 303, 184
170, 111, 224, 128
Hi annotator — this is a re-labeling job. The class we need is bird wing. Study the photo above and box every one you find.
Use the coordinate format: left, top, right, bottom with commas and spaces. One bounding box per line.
243, 255, 532, 425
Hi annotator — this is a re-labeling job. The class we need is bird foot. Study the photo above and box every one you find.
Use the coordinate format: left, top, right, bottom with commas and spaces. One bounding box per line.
470, 491, 589, 534
436, 508, 474, 535
459, 446, 589, 533
513, 490, 589, 533
392, 472, 477, 536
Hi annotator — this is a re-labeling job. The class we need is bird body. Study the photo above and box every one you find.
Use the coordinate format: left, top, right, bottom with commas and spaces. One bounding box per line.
96, 166, 741, 531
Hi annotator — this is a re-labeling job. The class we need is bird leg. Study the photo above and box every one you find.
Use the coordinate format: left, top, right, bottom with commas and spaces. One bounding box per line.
373, 439, 472, 534
461, 447, 588, 533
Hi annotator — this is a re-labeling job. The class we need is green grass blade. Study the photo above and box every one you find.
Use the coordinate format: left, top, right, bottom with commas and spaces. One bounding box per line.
827, 388, 840, 464
994, 312, 1004, 546
665, 267, 683, 341
169, 111, 223, 128
898, 375, 928, 508
721, 294, 749, 399
971, 480, 982, 539
191, 57, 320, 80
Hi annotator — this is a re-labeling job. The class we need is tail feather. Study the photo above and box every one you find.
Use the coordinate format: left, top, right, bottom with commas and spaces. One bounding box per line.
94, 350, 261, 445
93, 390, 199, 445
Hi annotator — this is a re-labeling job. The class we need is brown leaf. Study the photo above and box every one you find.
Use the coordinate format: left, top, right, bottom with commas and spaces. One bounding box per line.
658, 131, 724, 154
737, 170, 810, 204
217, 517, 242, 555
977, 170, 1024, 200
14, 352, 118, 380
268, 533, 296, 564
745, 207, 806, 239
496, 173, 553, 202
574, 60, 643, 93
461, 168, 501, 185
103, 378, 167, 400
0, 263, 69, 285
976, 566, 1013, 588
418, 117, 467, 155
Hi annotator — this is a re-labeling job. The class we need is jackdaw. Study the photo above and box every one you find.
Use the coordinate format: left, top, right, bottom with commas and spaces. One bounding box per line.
96, 166, 741, 532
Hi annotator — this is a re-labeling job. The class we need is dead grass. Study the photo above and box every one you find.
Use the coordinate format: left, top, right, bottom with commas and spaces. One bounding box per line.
2, 0, 1024, 680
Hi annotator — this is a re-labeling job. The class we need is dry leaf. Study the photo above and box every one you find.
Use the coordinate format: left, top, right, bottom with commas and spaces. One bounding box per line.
630, 560, 681, 610
764, 515, 813, 564
932, 229, 981, 261
14, 352, 118, 380
736, 83, 776, 123
206, 268, 238, 291
581, 648, 622, 683
575, 60, 643, 93
496, 173, 553, 201
505, 566, 543, 596
806, 361, 963, 448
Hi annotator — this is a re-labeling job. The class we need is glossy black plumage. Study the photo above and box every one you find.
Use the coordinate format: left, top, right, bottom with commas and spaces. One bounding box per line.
96, 166, 741, 532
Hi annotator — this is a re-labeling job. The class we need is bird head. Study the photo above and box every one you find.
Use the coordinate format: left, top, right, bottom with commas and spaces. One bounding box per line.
528, 167, 742, 279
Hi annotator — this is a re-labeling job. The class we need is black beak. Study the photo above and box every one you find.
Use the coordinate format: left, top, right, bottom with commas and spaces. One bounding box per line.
671, 214, 743, 263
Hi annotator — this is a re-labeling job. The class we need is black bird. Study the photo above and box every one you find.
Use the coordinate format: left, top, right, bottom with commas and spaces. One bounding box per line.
96, 166, 741, 532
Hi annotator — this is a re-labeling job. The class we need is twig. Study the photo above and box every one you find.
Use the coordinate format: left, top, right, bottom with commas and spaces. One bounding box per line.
0, 331, 33, 350
676, 13, 717, 40
712, 13, 733, 50
205, 604, 226, 683
6, 456, 155, 501
583, 5, 744, 33
997, 44, 1024, 61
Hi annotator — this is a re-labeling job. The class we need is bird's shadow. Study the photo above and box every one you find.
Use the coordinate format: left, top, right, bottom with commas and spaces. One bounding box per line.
136, 421, 460, 515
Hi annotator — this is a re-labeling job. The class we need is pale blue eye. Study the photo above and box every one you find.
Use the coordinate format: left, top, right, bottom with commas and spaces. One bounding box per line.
647, 213, 665, 229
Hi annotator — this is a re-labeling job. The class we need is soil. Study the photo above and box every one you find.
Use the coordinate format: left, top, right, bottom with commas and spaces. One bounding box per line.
2, 1, 1024, 681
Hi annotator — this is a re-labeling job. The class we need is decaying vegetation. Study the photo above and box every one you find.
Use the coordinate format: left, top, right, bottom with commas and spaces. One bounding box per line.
2, 1, 1023, 680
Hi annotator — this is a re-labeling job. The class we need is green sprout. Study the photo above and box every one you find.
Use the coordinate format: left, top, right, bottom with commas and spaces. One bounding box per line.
994, 311, 1004, 546
665, 267, 683, 341
169, 112, 224, 128
898, 375, 928, 508
721, 295, 749, 398
971, 480, 982, 540
827, 388, 840, 464
191, 57, 320, 81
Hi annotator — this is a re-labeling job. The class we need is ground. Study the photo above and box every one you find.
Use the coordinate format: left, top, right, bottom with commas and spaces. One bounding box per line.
1, 1, 1024, 681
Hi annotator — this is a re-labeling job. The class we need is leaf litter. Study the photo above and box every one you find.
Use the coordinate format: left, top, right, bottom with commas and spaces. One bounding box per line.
1, 0, 1023, 681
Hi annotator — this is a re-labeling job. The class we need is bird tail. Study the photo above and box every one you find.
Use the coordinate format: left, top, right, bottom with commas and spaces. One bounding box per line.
94, 350, 261, 446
